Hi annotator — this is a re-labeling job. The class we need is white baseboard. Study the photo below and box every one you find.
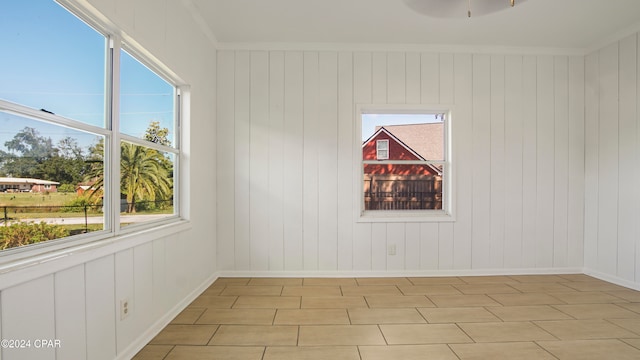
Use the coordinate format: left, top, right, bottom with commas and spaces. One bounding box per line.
583, 269, 640, 291
115, 272, 219, 360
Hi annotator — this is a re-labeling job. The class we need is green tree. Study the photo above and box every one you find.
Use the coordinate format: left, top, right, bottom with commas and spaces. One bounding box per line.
0, 127, 57, 179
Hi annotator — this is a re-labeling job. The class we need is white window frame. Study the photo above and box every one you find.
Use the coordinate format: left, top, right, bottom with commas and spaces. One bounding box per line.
355, 104, 454, 222
0, 0, 188, 269
376, 139, 389, 160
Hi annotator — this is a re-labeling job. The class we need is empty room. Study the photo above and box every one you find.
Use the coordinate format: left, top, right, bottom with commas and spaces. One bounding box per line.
1, 0, 640, 359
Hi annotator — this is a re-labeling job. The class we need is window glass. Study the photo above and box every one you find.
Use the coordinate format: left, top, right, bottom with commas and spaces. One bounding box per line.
0, 0, 106, 127
362, 113, 446, 212
120, 50, 176, 146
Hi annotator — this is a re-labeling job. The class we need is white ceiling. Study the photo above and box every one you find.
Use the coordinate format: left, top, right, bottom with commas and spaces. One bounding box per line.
189, 0, 640, 50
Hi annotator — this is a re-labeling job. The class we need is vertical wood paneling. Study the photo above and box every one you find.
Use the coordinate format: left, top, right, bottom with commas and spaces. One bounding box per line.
453, 53, 473, 269
372, 223, 388, 270
490, 55, 506, 268
303, 51, 320, 270
597, 43, 619, 275
55, 265, 87, 360
387, 223, 406, 270
504, 55, 524, 268
318, 51, 339, 270
420, 223, 439, 269
521, 56, 538, 268
438, 54, 455, 270
421, 53, 439, 104
584, 52, 600, 270
2, 276, 55, 360
269, 51, 285, 271
439, 54, 454, 104
372, 52, 387, 103
115, 249, 135, 353
216, 51, 236, 270
471, 54, 492, 269
617, 35, 637, 280
536, 56, 555, 268
553, 56, 570, 267
405, 222, 421, 270
283, 51, 304, 271
337, 51, 354, 271
133, 243, 154, 338
250, 51, 270, 271
636, 34, 640, 284
387, 52, 405, 104
567, 56, 585, 268
353, 52, 373, 271
86, 256, 116, 360
406, 53, 421, 104
234, 51, 251, 270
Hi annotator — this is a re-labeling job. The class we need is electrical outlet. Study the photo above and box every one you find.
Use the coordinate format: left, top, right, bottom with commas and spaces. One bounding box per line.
120, 298, 130, 320
388, 244, 396, 256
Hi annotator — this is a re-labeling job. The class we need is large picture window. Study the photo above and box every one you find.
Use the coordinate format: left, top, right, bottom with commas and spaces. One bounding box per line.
358, 106, 452, 221
0, 0, 182, 256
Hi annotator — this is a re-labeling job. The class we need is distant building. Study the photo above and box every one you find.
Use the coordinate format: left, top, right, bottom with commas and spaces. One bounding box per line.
0, 177, 59, 193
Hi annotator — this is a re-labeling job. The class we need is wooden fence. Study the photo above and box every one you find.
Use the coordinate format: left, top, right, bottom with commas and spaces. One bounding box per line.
364, 174, 442, 210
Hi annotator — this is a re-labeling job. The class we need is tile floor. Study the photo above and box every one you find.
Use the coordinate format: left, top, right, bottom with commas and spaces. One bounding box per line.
133, 274, 640, 359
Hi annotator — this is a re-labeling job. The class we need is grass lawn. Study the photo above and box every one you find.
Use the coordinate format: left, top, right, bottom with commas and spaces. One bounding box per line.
0, 192, 78, 207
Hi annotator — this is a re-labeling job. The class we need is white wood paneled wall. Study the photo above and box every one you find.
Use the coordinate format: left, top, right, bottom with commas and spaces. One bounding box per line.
216, 49, 586, 273
584, 32, 640, 288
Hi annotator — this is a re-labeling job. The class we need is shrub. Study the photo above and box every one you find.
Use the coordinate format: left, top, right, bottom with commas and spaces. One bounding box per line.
62, 196, 102, 213
0, 222, 68, 250
58, 184, 76, 193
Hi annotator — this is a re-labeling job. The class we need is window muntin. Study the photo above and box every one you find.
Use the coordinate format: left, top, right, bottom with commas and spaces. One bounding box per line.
0, 1, 182, 256
0, 0, 107, 128
359, 109, 451, 218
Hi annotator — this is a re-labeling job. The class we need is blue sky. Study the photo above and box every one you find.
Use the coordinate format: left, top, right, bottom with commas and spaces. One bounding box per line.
0, 0, 174, 152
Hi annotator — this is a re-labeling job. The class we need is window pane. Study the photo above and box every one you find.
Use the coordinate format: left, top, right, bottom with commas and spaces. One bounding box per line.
119, 141, 174, 228
0, 111, 106, 251
363, 165, 443, 210
120, 50, 175, 146
0, 0, 107, 127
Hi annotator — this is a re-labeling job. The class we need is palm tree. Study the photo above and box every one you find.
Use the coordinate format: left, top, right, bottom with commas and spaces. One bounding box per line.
120, 142, 172, 213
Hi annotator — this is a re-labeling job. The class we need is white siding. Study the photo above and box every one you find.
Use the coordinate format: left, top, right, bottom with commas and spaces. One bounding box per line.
217, 49, 586, 273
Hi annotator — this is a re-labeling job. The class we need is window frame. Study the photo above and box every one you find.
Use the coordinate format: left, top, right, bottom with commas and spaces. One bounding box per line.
376, 139, 389, 160
355, 104, 454, 222
0, 0, 188, 267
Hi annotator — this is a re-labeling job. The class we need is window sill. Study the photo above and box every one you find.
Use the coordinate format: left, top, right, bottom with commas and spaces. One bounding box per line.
358, 210, 455, 223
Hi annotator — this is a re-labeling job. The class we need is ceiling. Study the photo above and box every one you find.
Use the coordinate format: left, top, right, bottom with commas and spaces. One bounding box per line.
189, 0, 640, 50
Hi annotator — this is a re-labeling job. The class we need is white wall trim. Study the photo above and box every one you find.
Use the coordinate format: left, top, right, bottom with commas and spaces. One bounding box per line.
115, 272, 219, 360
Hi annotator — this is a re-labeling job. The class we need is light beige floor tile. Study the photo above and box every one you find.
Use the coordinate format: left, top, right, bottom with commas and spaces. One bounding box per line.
618, 302, 640, 314
301, 296, 368, 309
210, 325, 298, 345
298, 325, 386, 346
220, 285, 283, 296
132, 345, 174, 360
380, 324, 472, 344
398, 285, 462, 295
418, 307, 501, 323
274, 309, 350, 325
622, 338, 640, 350
486, 305, 572, 321
248, 278, 303, 286
458, 322, 556, 342
408, 277, 466, 285
356, 277, 413, 286
550, 291, 629, 304
607, 290, 640, 302
552, 304, 640, 319
341, 285, 402, 296
359, 344, 459, 360
196, 308, 276, 325
189, 296, 238, 308
508, 275, 567, 283
561, 281, 630, 292
538, 339, 640, 360
232, 296, 300, 309
303, 278, 358, 286
213, 277, 251, 286
348, 308, 426, 324
171, 307, 206, 324
607, 318, 640, 335
365, 295, 435, 308
451, 342, 556, 360
264, 346, 359, 360
534, 319, 639, 340
165, 345, 264, 360
428, 294, 502, 307
281, 285, 342, 297
509, 282, 576, 293
199, 286, 225, 296
459, 275, 519, 284
489, 293, 565, 306
557, 274, 599, 282
453, 284, 520, 294
150, 324, 218, 345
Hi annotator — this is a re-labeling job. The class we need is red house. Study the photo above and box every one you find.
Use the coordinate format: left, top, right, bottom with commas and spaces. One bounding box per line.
362, 123, 444, 210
